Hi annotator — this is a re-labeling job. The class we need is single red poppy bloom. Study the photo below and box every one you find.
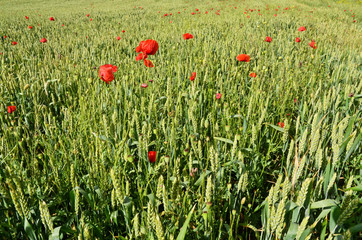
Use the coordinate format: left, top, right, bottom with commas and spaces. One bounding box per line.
216, 12, 220, 15
278, 122, 285, 128
87, 14, 90, 17
40, 38, 47, 43
298, 26, 306, 31
309, 40, 317, 49
237, 54, 250, 62
183, 33, 193, 40
205, 11, 208, 14
7, 106, 16, 114
12, 41, 17, 46
274, 14, 277, 16
295, 37, 301, 42
249, 72, 256, 78
136, 40, 158, 56
190, 72, 196, 81
148, 151, 157, 163
90, 18, 92, 21
117, 36, 121, 40
144, 59, 154, 67
196, 8, 199, 11
28, 26, 33, 29
122, 30, 125, 33
49, 17, 55, 21
25, 16, 29, 20
99, 64, 117, 84
265, 36, 272, 42
141, 83, 148, 88
4, 36, 7, 38
216, 93, 222, 99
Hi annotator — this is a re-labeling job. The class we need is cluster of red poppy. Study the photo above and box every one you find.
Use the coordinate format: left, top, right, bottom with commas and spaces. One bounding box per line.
135, 39, 159, 67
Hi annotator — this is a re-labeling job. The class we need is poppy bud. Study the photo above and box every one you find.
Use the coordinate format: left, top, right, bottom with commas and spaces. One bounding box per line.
204, 119, 209, 129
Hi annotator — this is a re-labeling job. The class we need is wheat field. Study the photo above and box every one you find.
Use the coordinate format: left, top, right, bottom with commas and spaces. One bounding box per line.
0, 0, 361, 239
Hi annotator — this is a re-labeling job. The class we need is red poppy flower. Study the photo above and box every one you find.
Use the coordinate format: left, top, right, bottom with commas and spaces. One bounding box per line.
309, 40, 317, 49
144, 59, 154, 67
25, 16, 29, 20
28, 26, 33, 29
7, 106, 16, 114
40, 38, 47, 43
216, 12, 220, 15
278, 122, 285, 128
117, 36, 121, 40
99, 64, 117, 84
87, 14, 90, 17
49, 17, 55, 21
274, 14, 277, 17
141, 83, 148, 88
183, 33, 193, 40
4, 36, 7, 38
62, 24, 64, 27
265, 36, 272, 42
216, 93, 222, 99
237, 54, 250, 62
90, 18, 92, 21
298, 26, 306, 31
148, 151, 157, 163
12, 41, 17, 46
122, 30, 125, 33
136, 39, 159, 55
190, 72, 196, 81
205, 11, 208, 14
295, 37, 301, 42
249, 72, 256, 78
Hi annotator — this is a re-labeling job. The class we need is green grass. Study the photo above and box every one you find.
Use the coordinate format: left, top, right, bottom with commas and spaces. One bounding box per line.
0, 0, 361, 239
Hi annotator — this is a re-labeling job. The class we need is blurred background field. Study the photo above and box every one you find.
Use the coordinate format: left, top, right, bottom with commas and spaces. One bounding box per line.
0, 0, 361, 239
